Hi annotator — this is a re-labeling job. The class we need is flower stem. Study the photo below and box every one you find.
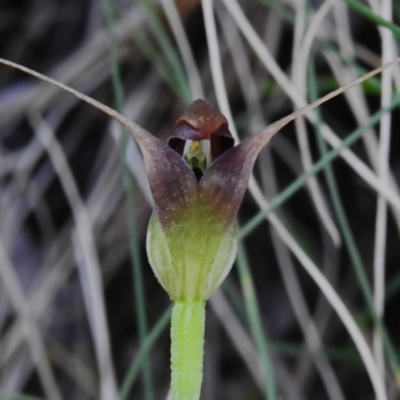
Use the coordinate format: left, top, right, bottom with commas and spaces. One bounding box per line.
171, 301, 206, 400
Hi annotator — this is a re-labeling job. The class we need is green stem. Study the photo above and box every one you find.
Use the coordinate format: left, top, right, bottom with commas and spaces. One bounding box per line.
171, 301, 206, 400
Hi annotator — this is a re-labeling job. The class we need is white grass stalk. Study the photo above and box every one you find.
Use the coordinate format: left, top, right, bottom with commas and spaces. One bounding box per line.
0, 138, 120, 372
30, 115, 118, 400
209, 290, 268, 391
0, 240, 62, 400
291, 0, 340, 247
0, 250, 72, 369
263, 9, 284, 69
213, 288, 329, 400
48, 338, 97, 397
218, 9, 264, 132
249, 182, 387, 400
159, 0, 204, 99
201, 0, 237, 137
298, 0, 337, 79
165, 388, 172, 400
270, 229, 345, 400
373, 0, 394, 377
318, 3, 400, 238
319, 124, 400, 211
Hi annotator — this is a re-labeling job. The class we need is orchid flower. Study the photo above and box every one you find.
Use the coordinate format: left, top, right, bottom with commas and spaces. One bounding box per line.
146, 99, 270, 400
0, 57, 398, 400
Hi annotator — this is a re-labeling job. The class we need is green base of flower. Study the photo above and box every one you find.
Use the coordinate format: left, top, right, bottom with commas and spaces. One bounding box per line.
171, 301, 206, 400
147, 210, 238, 301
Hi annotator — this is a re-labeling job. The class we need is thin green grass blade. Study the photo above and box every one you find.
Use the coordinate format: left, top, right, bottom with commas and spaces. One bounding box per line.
225, 280, 363, 363
359, 269, 400, 322
0, 390, 44, 400
236, 244, 277, 400
386, 271, 400, 299
100, 0, 153, 398
259, 0, 294, 23
240, 93, 400, 239
138, 0, 192, 103
274, 210, 319, 265
315, 40, 381, 94
224, 279, 363, 364
222, 277, 247, 322
132, 32, 174, 91
131, 32, 189, 103
120, 306, 172, 400
343, 0, 400, 37
308, 57, 400, 373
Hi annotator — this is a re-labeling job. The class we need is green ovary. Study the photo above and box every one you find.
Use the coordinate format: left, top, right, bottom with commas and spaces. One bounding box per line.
171, 301, 205, 400
146, 201, 238, 301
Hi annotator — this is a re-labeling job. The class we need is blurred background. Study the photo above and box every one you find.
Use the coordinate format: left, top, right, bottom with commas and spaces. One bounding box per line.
0, 0, 400, 399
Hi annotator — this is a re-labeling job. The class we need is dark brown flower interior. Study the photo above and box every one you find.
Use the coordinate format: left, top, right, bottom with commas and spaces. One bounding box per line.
168, 100, 235, 180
